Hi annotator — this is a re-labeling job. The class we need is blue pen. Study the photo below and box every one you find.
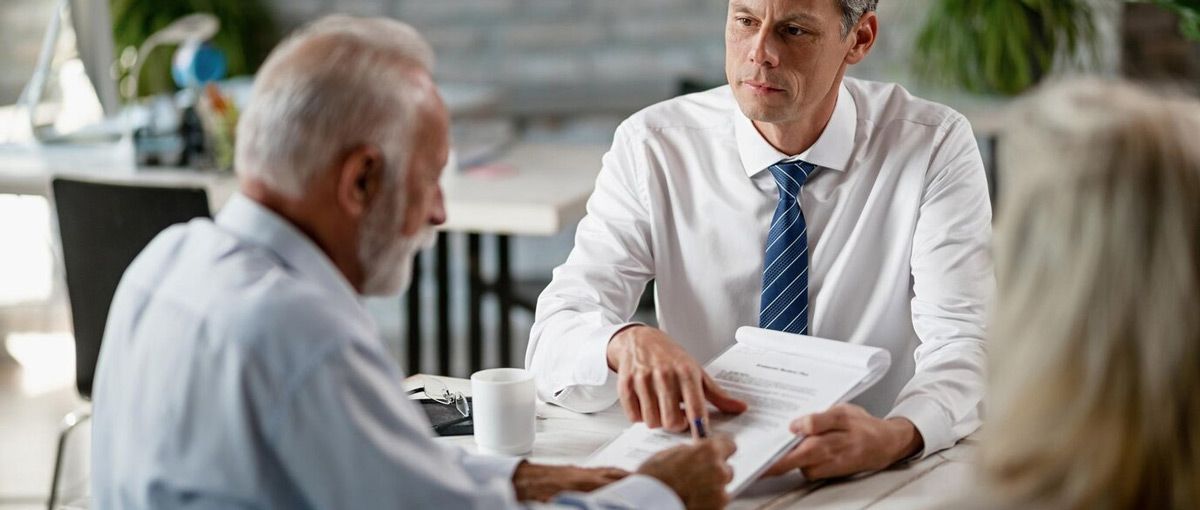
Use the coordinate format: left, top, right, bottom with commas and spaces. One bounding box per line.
693, 418, 708, 439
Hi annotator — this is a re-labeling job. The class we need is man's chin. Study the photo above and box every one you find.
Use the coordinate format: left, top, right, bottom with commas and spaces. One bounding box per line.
362, 274, 410, 297
741, 106, 784, 124
734, 94, 792, 123
361, 258, 414, 297
358, 228, 435, 297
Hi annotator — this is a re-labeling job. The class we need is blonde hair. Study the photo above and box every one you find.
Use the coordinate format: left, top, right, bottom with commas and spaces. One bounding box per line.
982, 79, 1200, 509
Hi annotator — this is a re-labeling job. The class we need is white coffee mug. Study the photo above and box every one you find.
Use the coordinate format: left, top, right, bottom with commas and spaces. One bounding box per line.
471, 368, 536, 456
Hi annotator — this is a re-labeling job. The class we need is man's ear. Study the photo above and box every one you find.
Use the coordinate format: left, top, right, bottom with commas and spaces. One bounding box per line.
844, 11, 877, 65
335, 144, 385, 220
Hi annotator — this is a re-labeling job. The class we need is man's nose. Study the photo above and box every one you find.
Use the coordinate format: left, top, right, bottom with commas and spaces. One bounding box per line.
429, 186, 447, 226
748, 28, 779, 68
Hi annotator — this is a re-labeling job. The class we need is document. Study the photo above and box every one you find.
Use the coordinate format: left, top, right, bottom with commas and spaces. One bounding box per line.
585, 327, 891, 495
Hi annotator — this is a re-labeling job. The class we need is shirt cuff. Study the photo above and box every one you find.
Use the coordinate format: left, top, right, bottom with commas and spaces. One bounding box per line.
886, 397, 952, 460
460, 453, 524, 485
577, 474, 683, 510
546, 322, 644, 414
583, 322, 644, 385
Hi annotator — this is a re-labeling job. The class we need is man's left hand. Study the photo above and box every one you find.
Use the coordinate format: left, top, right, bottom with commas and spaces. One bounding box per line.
512, 462, 629, 502
762, 404, 924, 480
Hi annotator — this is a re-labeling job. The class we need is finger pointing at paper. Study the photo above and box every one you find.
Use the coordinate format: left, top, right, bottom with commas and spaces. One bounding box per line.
607, 325, 748, 436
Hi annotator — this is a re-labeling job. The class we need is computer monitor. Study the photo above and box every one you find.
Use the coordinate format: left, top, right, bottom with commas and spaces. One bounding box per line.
69, 0, 119, 115
8, 0, 119, 143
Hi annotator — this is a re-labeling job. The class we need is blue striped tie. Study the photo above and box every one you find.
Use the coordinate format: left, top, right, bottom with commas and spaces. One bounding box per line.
760, 160, 819, 335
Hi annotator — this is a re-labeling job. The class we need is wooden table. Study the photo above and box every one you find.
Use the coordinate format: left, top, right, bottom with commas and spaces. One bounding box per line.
408, 375, 979, 510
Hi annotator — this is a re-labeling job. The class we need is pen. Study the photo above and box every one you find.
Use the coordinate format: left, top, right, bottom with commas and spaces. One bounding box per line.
693, 417, 708, 439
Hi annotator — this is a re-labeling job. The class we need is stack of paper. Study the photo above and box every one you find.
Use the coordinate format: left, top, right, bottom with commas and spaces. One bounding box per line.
586, 326, 891, 495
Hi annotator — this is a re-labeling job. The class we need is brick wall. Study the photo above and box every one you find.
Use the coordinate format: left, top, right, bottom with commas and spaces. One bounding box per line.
265, 0, 937, 116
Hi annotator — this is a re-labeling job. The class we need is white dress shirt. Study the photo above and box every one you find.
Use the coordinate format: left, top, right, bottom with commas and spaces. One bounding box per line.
526, 77, 993, 457
91, 193, 681, 509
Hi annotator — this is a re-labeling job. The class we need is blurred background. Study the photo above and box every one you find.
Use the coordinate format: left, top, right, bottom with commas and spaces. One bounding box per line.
1, 0, 1198, 508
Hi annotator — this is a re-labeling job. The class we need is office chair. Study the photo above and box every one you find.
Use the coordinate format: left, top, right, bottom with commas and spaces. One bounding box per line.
48, 178, 211, 509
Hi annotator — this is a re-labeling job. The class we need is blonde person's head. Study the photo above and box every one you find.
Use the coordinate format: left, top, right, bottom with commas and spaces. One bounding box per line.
982, 79, 1200, 509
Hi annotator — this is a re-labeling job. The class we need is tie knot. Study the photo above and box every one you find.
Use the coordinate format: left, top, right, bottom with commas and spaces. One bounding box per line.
768, 160, 818, 198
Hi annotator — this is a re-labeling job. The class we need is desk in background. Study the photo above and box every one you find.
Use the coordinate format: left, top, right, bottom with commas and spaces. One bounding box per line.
412, 142, 607, 375
0, 139, 608, 377
407, 375, 978, 510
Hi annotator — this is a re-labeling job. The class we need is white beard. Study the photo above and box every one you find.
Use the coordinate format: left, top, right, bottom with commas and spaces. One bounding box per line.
358, 196, 436, 296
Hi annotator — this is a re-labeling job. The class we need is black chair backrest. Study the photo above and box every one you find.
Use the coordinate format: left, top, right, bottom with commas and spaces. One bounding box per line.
52, 178, 211, 398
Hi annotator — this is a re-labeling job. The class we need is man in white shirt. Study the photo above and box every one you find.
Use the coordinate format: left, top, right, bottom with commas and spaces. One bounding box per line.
90, 16, 737, 510
526, 0, 992, 479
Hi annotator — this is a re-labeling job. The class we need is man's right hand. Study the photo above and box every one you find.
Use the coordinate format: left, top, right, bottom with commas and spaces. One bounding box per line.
607, 326, 748, 434
636, 436, 738, 510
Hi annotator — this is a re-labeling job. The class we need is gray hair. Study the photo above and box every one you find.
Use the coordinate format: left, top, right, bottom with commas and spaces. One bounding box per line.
235, 15, 435, 198
838, 0, 877, 36
982, 79, 1200, 508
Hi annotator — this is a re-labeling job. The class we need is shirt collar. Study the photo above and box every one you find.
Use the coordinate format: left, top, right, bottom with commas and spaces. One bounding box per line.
734, 81, 858, 177
216, 193, 362, 308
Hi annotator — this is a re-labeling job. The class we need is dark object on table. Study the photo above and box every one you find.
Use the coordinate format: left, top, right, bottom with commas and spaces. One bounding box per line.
179, 105, 208, 167
133, 126, 185, 167
415, 398, 474, 437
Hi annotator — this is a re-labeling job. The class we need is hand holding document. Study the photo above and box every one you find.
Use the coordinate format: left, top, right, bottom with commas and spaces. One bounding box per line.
586, 327, 891, 495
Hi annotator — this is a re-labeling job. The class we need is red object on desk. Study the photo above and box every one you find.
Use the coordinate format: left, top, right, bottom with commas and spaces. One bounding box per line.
463, 163, 517, 179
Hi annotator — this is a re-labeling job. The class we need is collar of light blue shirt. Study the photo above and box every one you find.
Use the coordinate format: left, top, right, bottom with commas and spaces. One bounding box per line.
216, 192, 363, 308
734, 81, 858, 178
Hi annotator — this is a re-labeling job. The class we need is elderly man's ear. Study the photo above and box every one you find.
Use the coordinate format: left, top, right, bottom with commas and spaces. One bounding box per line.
335, 144, 386, 219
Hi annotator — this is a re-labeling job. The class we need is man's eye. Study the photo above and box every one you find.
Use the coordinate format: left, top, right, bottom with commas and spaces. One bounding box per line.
736, 17, 754, 27
785, 26, 806, 36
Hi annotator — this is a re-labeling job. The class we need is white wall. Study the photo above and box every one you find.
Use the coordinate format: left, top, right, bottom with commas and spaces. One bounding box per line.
0, 0, 58, 105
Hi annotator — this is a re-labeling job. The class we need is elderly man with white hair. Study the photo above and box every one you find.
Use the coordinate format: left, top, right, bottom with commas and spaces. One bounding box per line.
89, 16, 735, 510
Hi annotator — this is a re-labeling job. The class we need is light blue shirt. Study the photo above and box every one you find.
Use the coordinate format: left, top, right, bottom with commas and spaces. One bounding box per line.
91, 193, 680, 510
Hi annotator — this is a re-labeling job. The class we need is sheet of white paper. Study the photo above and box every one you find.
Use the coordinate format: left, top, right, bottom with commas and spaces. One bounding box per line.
585, 340, 872, 494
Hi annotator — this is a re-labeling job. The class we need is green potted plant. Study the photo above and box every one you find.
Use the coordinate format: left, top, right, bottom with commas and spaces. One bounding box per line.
111, 0, 279, 99
911, 0, 1098, 96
